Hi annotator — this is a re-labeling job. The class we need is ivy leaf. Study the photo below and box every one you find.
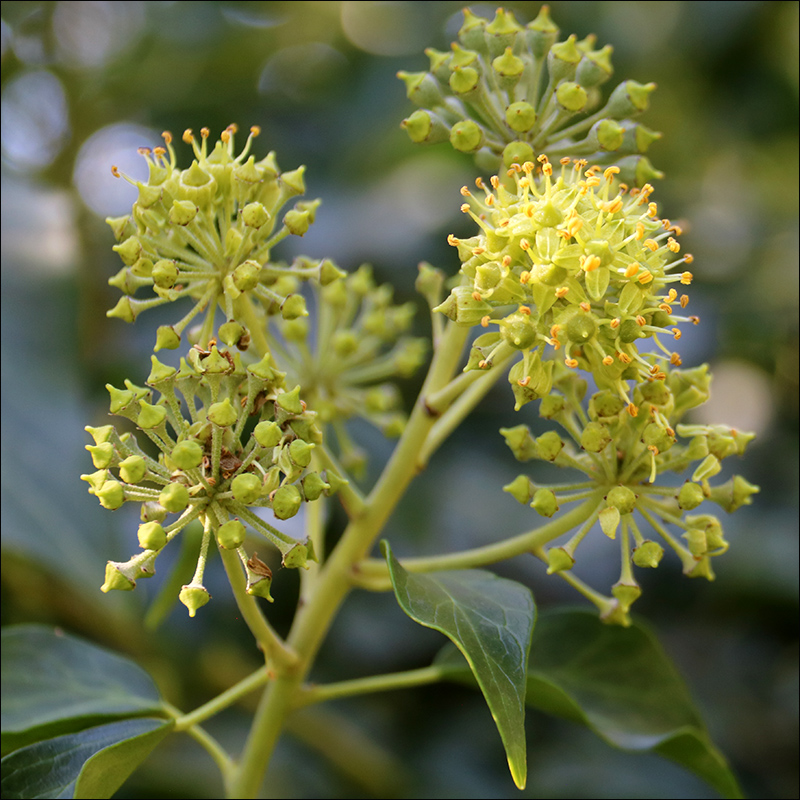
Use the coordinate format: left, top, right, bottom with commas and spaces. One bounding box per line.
0, 718, 173, 800
437, 608, 741, 798
526, 609, 742, 798
382, 541, 535, 789
1, 626, 165, 753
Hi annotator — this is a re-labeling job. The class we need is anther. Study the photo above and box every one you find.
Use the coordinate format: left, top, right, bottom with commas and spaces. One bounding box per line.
680, 294, 689, 308
681, 271, 693, 284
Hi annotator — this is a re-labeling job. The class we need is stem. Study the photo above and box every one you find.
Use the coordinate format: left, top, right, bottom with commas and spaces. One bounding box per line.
172, 665, 269, 730
228, 321, 469, 797
293, 665, 448, 709
351, 492, 604, 590
218, 547, 298, 669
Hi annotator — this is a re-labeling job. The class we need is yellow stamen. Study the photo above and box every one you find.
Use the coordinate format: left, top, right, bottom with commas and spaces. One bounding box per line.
555, 287, 569, 299
636, 315, 646, 326
680, 294, 689, 308
638, 270, 653, 284
602, 355, 614, 365
603, 166, 621, 181
625, 263, 640, 278
672, 328, 682, 340
582, 254, 601, 272
681, 271, 693, 284
628, 403, 639, 417
644, 239, 659, 252
480, 316, 491, 327
667, 237, 680, 253
520, 271, 531, 284
565, 357, 578, 368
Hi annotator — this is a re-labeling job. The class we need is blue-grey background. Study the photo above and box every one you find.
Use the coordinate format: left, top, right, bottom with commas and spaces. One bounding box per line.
2, 2, 797, 798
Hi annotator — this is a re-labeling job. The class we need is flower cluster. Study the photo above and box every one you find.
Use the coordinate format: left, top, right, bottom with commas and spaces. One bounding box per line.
269, 263, 428, 474
398, 6, 661, 183
441, 157, 695, 412
82, 343, 346, 616
106, 124, 328, 352
501, 363, 758, 625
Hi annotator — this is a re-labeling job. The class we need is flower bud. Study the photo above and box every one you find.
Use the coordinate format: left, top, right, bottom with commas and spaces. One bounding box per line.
155, 325, 181, 351
232, 473, 262, 504
605, 80, 657, 118
119, 455, 147, 484
539, 394, 566, 419
492, 47, 524, 79
546, 547, 575, 574
682, 527, 707, 558
179, 583, 210, 617
434, 285, 492, 325
547, 35, 582, 83
556, 81, 588, 112
101, 560, 137, 592
217, 519, 246, 550
678, 481, 705, 511
302, 472, 330, 501
272, 484, 302, 520
281, 294, 308, 320
397, 70, 446, 107
611, 579, 641, 612
172, 440, 204, 470
576, 45, 613, 88
254, 421, 282, 448
87, 442, 115, 469
500, 424, 537, 461
112, 236, 142, 267
232, 260, 262, 292
218, 321, 246, 347
449, 120, 484, 153
599, 506, 620, 539
159, 482, 190, 513
208, 398, 238, 427
106, 296, 138, 323
97, 480, 125, 510
707, 475, 759, 512
152, 260, 179, 289
138, 522, 167, 551
136, 400, 167, 429
503, 475, 534, 505
531, 488, 558, 517
169, 199, 198, 226
581, 421, 612, 453
242, 202, 269, 228
276, 385, 304, 415
536, 431, 564, 462
632, 540, 664, 568
505, 101, 537, 133
502, 141, 536, 168
282, 541, 311, 569
606, 486, 637, 515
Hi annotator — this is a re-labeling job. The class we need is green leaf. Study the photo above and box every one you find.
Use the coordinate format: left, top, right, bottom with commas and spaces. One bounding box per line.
526, 609, 742, 799
1, 626, 165, 752
1, 718, 173, 799
434, 608, 742, 798
382, 541, 535, 789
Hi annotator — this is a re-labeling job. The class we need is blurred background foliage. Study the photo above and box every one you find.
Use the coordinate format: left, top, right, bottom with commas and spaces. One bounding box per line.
1, 2, 797, 798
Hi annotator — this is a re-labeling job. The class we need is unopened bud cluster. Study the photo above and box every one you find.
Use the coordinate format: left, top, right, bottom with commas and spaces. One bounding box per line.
399, 6, 661, 183
272, 264, 428, 472
106, 124, 326, 351
500, 362, 758, 625
445, 158, 695, 412
82, 343, 346, 615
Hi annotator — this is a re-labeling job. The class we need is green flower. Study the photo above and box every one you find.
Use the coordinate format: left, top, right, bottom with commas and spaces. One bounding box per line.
269, 264, 428, 474
399, 6, 661, 181
84, 345, 347, 613
106, 124, 330, 351
442, 158, 696, 411
500, 364, 758, 625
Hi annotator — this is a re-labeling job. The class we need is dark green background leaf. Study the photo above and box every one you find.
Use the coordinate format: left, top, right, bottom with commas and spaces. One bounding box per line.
0, 718, 173, 800
383, 541, 535, 789
436, 608, 742, 799
1, 626, 165, 752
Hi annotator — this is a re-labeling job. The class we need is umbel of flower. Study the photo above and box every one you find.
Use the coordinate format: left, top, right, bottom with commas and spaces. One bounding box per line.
439, 156, 696, 413
271, 263, 428, 473
499, 363, 759, 626
106, 124, 334, 351
82, 343, 347, 616
399, 6, 662, 184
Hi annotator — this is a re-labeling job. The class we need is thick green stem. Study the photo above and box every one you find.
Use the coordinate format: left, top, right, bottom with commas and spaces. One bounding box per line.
229, 321, 469, 797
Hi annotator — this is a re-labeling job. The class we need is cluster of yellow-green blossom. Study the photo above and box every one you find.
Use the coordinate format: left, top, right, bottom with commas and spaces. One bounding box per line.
105, 124, 338, 352
442, 156, 695, 412
270, 263, 428, 474
82, 342, 346, 616
398, 6, 662, 183
499, 362, 758, 625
